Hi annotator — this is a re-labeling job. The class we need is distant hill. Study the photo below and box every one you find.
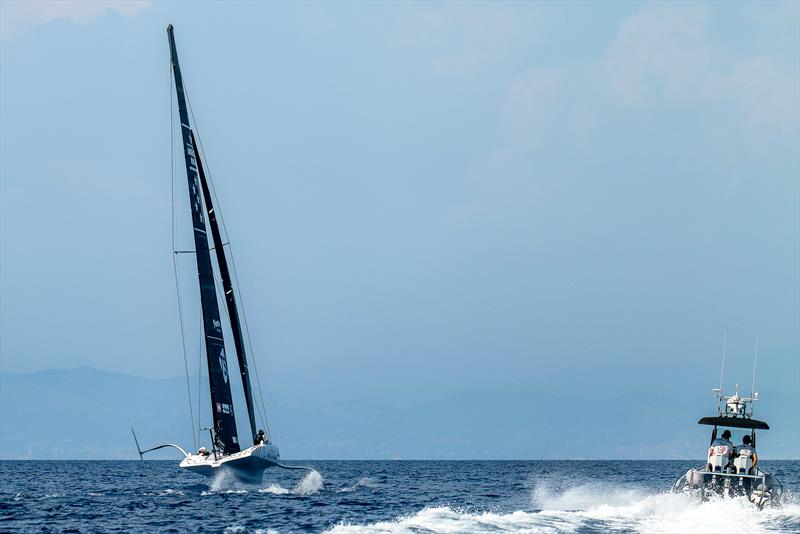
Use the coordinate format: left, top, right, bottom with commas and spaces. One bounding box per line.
1, 367, 797, 459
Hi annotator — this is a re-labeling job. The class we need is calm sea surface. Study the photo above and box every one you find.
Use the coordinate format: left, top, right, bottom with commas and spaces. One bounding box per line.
1, 460, 798, 533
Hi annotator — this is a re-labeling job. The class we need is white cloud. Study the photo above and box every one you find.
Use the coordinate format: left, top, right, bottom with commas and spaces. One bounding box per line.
386, 3, 547, 80
1, 0, 150, 40
604, 2, 713, 105
485, 1, 799, 147
445, 1, 799, 225
726, 56, 800, 133
603, 2, 799, 133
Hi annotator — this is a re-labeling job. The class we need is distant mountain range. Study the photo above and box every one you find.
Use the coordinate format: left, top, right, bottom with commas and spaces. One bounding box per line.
1, 367, 797, 460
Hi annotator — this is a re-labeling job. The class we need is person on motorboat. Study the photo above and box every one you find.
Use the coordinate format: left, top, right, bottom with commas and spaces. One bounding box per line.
712, 429, 733, 447
734, 435, 757, 473
722, 434, 758, 495
739, 435, 755, 455
198, 447, 210, 457
708, 429, 734, 473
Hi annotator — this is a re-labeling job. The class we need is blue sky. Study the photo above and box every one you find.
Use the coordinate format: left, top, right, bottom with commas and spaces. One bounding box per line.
1, 1, 798, 407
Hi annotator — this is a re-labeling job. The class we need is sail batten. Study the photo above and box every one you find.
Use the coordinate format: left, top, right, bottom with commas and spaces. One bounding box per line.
167, 25, 240, 454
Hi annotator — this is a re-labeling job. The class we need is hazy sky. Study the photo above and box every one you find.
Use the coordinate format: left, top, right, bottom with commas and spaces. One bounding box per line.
1, 1, 798, 407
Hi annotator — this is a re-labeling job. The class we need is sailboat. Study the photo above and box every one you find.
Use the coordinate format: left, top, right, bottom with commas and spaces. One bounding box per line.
132, 25, 307, 484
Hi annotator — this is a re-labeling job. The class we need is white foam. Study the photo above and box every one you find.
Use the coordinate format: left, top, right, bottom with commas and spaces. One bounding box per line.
146, 488, 186, 497
327, 506, 576, 534
256, 470, 324, 496
533, 482, 800, 534
326, 485, 800, 534
533, 481, 645, 510
294, 470, 324, 495
338, 477, 380, 493
209, 469, 243, 493
206, 468, 323, 496
224, 526, 285, 534
258, 484, 290, 495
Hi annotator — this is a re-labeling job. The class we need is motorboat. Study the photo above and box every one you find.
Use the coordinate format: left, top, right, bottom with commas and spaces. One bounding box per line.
672, 343, 783, 509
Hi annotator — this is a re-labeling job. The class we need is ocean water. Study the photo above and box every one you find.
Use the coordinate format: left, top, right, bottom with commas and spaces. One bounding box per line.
1, 460, 798, 533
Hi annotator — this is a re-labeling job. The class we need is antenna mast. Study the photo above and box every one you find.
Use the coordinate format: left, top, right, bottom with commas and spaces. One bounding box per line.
714, 330, 728, 415
751, 331, 759, 403
718, 330, 728, 393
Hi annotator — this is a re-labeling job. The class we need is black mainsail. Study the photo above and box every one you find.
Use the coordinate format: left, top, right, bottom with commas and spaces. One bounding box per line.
167, 25, 240, 454
193, 131, 259, 442
131, 25, 318, 483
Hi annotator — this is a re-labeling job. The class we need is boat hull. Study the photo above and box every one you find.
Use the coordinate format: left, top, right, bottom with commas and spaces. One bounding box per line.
673, 467, 783, 509
180, 443, 280, 484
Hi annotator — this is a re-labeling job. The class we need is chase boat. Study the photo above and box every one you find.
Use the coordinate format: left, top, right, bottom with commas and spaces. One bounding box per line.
672, 384, 783, 508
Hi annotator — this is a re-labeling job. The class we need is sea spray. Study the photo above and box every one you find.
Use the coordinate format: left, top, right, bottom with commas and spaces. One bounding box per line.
533, 480, 647, 510
256, 470, 324, 496
258, 484, 291, 495
205, 468, 255, 494
294, 470, 324, 495
145, 488, 186, 497
326, 506, 577, 534
532, 480, 800, 534
327, 499, 799, 534
338, 477, 380, 493
328, 484, 799, 533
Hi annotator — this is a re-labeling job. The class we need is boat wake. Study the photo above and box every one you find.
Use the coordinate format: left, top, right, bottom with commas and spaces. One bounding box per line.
338, 477, 381, 493
327, 483, 799, 533
258, 471, 324, 496
290, 470, 325, 495
204, 469, 324, 496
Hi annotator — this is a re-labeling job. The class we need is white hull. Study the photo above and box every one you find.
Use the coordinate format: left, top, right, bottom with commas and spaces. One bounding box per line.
180, 443, 280, 484
673, 466, 783, 509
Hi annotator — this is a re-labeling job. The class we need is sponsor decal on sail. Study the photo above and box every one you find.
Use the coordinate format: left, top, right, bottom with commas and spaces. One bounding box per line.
192, 178, 204, 223
219, 348, 229, 383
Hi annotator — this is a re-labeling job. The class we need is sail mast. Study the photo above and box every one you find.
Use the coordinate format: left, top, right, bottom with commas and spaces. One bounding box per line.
167, 24, 241, 454
192, 131, 259, 442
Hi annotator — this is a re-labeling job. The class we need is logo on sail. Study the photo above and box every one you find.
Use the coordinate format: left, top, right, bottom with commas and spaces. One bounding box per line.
212, 319, 222, 332
219, 348, 228, 383
191, 177, 204, 224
